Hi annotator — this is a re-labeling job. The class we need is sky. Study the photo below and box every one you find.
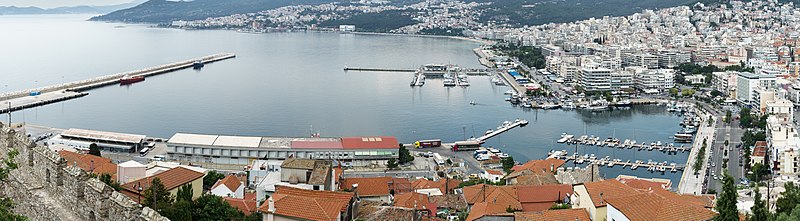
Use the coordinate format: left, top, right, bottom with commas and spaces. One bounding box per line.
0, 0, 134, 8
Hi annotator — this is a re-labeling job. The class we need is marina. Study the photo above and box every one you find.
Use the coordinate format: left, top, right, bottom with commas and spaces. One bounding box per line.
549, 151, 685, 173
557, 133, 690, 153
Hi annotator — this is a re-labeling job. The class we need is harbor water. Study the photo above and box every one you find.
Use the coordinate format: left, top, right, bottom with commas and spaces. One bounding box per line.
1, 15, 687, 187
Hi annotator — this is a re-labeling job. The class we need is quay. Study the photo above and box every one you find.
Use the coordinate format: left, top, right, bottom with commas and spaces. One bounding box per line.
476, 119, 529, 142
344, 67, 416, 72
560, 134, 689, 153
552, 151, 685, 173
0, 53, 236, 114
497, 71, 526, 98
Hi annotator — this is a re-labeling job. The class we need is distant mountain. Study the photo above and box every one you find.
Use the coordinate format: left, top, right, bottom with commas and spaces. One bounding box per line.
91, 0, 337, 23
0, 1, 146, 15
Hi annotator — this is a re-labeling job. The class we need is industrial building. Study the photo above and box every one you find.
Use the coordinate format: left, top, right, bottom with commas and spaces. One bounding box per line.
166, 133, 399, 167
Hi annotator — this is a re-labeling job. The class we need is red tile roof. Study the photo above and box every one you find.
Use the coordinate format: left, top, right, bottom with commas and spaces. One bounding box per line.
341, 177, 411, 197
510, 159, 565, 177
582, 179, 638, 207
462, 184, 521, 210
121, 166, 205, 202
618, 178, 669, 190
59, 151, 117, 180
486, 169, 505, 175
466, 202, 514, 221
516, 184, 573, 212
753, 146, 767, 157
340, 137, 398, 149
394, 192, 436, 214
212, 175, 242, 193
259, 186, 354, 221
224, 197, 257, 215
514, 209, 591, 221
605, 190, 717, 221
411, 178, 461, 194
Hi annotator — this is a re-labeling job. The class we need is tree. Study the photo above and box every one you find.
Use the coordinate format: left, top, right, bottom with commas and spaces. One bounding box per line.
99, 173, 122, 191
192, 194, 244, 221
142, 178, 174, 212
386, 158, 399, 169
88, 143, 101, 157
778, 182, 800, 215
203, 170, 226, 191
501, 156, 515, 173
669, 88, 679, 96
160, 200, 193, 221
776, 204, 800, 221
740, 108, 753, 128
176, 184, 193, 202
398, 144, 414, 164
748, 163, 769, 183
725, 110, 732, 124
715, 172, 739, 221
749, 185, 769, 221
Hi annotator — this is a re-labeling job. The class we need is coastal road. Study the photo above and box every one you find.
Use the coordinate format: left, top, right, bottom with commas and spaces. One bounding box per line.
678, 112, 715, 195
707, 117, 746, 193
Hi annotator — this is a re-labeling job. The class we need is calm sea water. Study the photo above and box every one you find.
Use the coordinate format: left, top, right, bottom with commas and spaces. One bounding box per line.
1, 15, 687, 187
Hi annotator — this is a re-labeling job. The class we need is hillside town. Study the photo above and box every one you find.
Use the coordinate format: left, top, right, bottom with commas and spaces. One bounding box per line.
10, 0, 800, 221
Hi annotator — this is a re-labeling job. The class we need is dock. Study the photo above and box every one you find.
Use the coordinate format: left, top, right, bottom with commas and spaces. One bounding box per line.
497, 71, 526, 98
552, 151, 685, 172
410, 71, 425, 87
344, 67, 416, 72
476, 119, 528, 142
560, 134, 689, 153
0, 53, 236, 114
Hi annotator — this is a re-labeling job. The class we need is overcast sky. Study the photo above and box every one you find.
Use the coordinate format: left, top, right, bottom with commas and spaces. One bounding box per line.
0, 0, 134, 8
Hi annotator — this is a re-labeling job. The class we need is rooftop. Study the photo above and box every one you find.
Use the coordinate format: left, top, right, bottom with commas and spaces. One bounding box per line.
61, 128, 145, 144
605, 190, 717, 221
122, 166, 205, 196
341, 177, 412, 197
168, 133, 397, 149
59, 151, 118, 179
212, 175, 242, 192
259, 186, 354, 221
514, 209, 591, 221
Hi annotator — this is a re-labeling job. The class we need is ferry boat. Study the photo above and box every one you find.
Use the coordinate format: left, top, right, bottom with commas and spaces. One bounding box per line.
674, 133, 693, 143
119, 75, 145, 85
192, 60, 204, 69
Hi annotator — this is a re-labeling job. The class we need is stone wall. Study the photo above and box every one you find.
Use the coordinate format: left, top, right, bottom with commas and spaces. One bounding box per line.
0, 123, 169, 221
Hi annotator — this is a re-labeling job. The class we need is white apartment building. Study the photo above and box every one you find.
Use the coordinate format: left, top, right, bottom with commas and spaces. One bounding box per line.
578, 67, 613, 92
633, 69, 675, 93
736, 72, 777, 104
610, 70, 634, 91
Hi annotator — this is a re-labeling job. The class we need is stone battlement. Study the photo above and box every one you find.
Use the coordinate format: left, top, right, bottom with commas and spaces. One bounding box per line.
0, 123, 169, 221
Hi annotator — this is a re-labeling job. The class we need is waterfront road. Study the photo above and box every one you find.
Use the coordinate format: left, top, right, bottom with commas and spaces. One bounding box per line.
678, 112, 716, 195
707, 118, 746, 193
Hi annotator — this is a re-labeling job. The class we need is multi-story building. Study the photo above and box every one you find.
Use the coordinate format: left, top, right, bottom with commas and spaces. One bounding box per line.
712, 71, 738, 99
633, 69, 674, 93
166, 133, 399, 167
578, 67, 612, 92
610, 70, 634, 91
736, 72, 777, 104
630, 53, 659, 69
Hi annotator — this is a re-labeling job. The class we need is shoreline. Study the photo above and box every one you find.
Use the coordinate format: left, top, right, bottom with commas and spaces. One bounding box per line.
349, 31, 495, 45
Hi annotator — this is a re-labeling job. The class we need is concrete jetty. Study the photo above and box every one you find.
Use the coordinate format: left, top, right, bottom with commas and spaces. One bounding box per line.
344, 67, 416, 72
476, 119, 528, 142
0, 53, 236, 114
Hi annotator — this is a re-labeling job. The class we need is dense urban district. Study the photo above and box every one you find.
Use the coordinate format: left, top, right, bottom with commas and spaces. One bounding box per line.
11, 0, 800, 221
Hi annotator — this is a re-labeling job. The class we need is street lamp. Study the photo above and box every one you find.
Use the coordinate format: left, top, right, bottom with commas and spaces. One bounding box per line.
137, 182, 143, 204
